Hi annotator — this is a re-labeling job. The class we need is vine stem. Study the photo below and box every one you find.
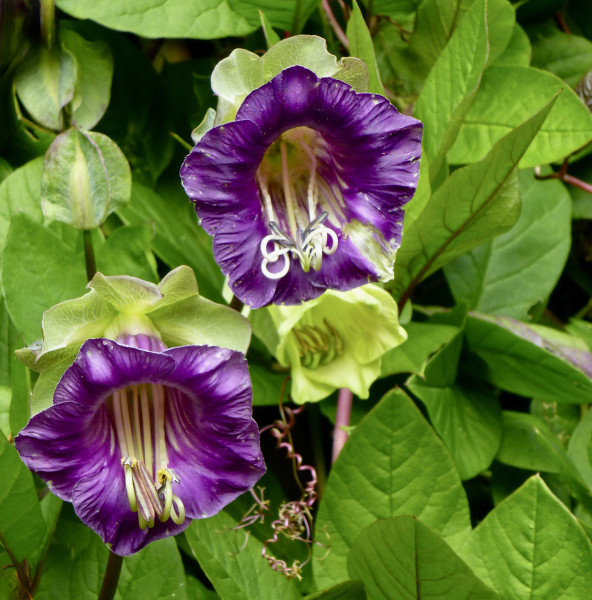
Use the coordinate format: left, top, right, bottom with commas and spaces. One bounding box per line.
332, 388, 353, 463
97, 552, 124, 600
83, 230, 97, 282
321, 0, 349, 50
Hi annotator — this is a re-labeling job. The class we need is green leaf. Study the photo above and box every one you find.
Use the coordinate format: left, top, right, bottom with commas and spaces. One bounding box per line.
2, 214, 87, 344
444, 169, 571, 320
313, 388, 471, 588
419, 305, 467, 387
34, 510, 108, 600
0, 157, 44, 290
395, 94, 557, 305
0, 431, 47, 564
568, 408, 592, 491
54, 0, 317, 39
184, 507, 301, 600
259, 10, 280, 48
410, 0, 513, 74
380, 321, 459, 377
491, 22, 531, 67
408, 381, 503, 480
59, 23, 114, 129
118, 181, 224, 303
414, 0, 489, 180
497, 411, 564, 473
14, 42, 76, 130
304, 580, 366, 600
529, 22, 592, 87
96, 224, 158, 282
348, 517, 502, 600
115, 538, 188, 600
250, 363, 288, 406
448, 66, 592, 167
346, 1, 383, 94
463, 314, 592, 404
460, 476, 592, 600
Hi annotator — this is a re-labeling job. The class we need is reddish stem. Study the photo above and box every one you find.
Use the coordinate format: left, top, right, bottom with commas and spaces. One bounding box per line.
322, 0, 349, 50
332, 388, 353, 463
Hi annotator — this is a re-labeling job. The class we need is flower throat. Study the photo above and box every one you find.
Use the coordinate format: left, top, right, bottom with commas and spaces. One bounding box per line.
256, 127, 342, 280
108, 382, 185, 529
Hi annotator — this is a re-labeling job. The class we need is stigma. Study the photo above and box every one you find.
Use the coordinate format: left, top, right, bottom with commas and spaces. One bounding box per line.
110, 383, 185, 529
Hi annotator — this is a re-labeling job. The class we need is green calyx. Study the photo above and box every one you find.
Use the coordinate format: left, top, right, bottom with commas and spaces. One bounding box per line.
193, 34, 369, 140
253, 285, 407, 404
17, 266, 251, 414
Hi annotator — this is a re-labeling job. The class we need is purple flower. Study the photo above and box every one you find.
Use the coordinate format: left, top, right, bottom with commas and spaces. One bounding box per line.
15, 336, 265, 555
181, 66, 422, 308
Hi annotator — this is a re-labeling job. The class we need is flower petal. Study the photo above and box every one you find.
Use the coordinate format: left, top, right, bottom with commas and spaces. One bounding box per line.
181, 66, 422, 307
53, 338, 176, 408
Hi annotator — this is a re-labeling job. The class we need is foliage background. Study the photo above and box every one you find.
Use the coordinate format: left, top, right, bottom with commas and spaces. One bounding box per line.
2, 0, 592, 598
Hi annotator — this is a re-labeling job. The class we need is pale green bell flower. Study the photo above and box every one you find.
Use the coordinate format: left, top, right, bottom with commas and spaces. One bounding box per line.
259, 285, 407, 403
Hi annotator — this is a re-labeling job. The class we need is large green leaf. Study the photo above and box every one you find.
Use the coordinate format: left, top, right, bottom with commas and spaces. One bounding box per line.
408, 381, 502, 480
184, 506, 301, 600
313, 388, 471, 589
529, 22, 592, 87
34, 514, 107, 600
55, 0, 317, 39
380, 321, 459, 377
347, 1, 383, 94
348, 517, 501, 600
444, 169, 571, 320
460, 476, 592, 599
0, 431, 47, 565
0, 157, 44, 289
497, 411, 565, 473
394, 95, 557, 306
2, 214, 87, 344
115, 538, 187, 600
463, 314, 592, 404
411, 0, 513, 73
414, 0, 489, 181
448, 66, 592, 167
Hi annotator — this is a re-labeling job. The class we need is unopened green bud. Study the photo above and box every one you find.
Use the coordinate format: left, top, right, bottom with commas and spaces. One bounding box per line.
41, 127, 131, 229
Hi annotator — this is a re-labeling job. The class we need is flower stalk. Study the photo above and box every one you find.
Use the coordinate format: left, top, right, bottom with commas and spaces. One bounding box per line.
97, 552, 124, 600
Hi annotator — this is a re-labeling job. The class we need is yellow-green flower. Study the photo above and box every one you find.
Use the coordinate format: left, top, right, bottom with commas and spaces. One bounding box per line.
255, 285, 407, 403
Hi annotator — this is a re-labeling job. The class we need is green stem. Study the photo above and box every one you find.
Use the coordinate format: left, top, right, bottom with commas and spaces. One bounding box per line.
40, 0, 55, 49
97, 552, 124, 600
83, 230, 97, 282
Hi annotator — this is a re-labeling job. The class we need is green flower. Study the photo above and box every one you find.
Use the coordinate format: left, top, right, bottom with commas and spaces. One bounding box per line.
254, 285, 407, 403
17, 265, 251, 414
